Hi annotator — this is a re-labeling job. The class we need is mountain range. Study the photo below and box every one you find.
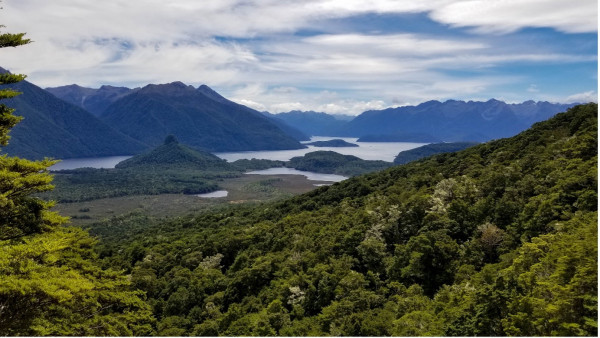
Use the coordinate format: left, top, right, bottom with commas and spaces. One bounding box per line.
99, 82, 305, 152
267, 110, 352, 137
45, 84, 136, 117
11, 76, 581, 160
335, 99, 576, 141
0, 76, 147, 160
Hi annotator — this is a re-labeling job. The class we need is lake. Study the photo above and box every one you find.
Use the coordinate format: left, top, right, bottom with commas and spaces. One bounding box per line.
215, 137, 427, 162
246, 167, 347, 182
196, 190, 229, 198
49, 137, 426, 171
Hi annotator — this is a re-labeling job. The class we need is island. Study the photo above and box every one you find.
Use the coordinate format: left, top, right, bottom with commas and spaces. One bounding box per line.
306, 139, 359, 147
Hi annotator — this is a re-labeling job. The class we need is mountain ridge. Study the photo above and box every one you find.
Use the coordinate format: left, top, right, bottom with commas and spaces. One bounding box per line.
336, 99, 576, 141
100, 81, 306, 152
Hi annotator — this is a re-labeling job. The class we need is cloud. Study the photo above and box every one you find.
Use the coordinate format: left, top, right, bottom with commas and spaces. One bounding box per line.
0, 0, 596, 115
429, 0, 598, 34
565, 91, 598, 103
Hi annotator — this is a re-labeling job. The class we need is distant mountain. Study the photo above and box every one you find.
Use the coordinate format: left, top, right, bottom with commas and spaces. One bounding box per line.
336, 99, 576, 141
115, 135, 233, 171
273, 111, 352, 136
0, 76, 147, 159
287, 150, 393, 176
260, 112, 310, 141
306, 139, 358, 147
100, 82, 306, 152
46, 84, 136, 117
394, 142, 480, 164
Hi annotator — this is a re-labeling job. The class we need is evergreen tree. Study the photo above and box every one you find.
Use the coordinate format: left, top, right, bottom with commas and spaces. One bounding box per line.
0, 21, 154, 335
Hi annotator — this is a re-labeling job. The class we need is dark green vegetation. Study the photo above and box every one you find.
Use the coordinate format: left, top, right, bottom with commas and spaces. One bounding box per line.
0, 29, 153, 335
306, 139, 358, 147
46, 137, 241, 202
287, 150, 393, 176
0, 73, 147, 159
115, 135, 232, 171
101, 82, 305, 152
92, 103, 598, 335
394, 142, 480, 164
338, 99, 575, 141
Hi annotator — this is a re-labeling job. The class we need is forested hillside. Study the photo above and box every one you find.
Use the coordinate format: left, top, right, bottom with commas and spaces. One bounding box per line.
93, 103, 597, 336
100, 82, 305, 152
0, 75, 147, 159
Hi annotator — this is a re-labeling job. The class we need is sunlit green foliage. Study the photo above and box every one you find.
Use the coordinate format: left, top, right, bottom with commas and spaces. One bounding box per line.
93, 104, 597, 335
0, 23, 153, 335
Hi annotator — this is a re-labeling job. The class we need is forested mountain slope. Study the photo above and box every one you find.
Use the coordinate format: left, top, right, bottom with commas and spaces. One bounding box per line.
95, 103, 597, 336
0, 78, 147, 159
394, 142, 480, 164
46, 84, 135, 117
100, 82, 305, 152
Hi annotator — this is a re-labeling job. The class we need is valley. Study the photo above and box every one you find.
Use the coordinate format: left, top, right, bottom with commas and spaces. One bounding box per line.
55, 173, 334, 225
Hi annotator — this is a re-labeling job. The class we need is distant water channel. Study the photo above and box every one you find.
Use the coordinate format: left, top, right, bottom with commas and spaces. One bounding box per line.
215, 137, 426, 162
49, 137, 427, 174
49, 156, 133, 171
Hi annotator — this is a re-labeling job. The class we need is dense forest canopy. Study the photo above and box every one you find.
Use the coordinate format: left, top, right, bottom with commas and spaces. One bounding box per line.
91, 103, 597, 336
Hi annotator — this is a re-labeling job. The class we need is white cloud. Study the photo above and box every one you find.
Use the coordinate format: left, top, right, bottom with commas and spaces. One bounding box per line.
0, 0, 595, 114
430, 0, 598, 34
565, 91, 598, 103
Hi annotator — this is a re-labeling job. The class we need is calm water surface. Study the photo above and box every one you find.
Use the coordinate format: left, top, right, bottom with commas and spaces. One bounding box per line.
196, 190, 229, 198
215, 137, 427, 162
246, 167, 347, 182
49, 137, 426, 172
50, 156, 133, 171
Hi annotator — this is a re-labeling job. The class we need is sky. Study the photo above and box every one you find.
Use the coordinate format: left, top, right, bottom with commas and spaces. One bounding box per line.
0, 0, 597, 115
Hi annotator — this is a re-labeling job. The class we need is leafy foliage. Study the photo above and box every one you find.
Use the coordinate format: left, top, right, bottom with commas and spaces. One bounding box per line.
93, 103, 597, 335
0, 23, 153, 335
394, 142, 479, 164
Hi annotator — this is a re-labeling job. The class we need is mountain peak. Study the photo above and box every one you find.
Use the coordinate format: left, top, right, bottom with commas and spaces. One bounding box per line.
139, 81, 196, 95
164, 134, 178, 145
115, 139, 232, 171
197, 84, 228, 103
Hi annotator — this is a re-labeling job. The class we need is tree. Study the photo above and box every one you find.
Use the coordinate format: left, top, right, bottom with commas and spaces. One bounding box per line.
0, 21, 154, 335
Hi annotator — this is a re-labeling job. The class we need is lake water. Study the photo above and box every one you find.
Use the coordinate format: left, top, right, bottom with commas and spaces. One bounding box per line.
196, 190, 229, 198
246, 167, 347, 182
50, 156, 133, 171
215, 137, 427, 162
49, 137, 426, 171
